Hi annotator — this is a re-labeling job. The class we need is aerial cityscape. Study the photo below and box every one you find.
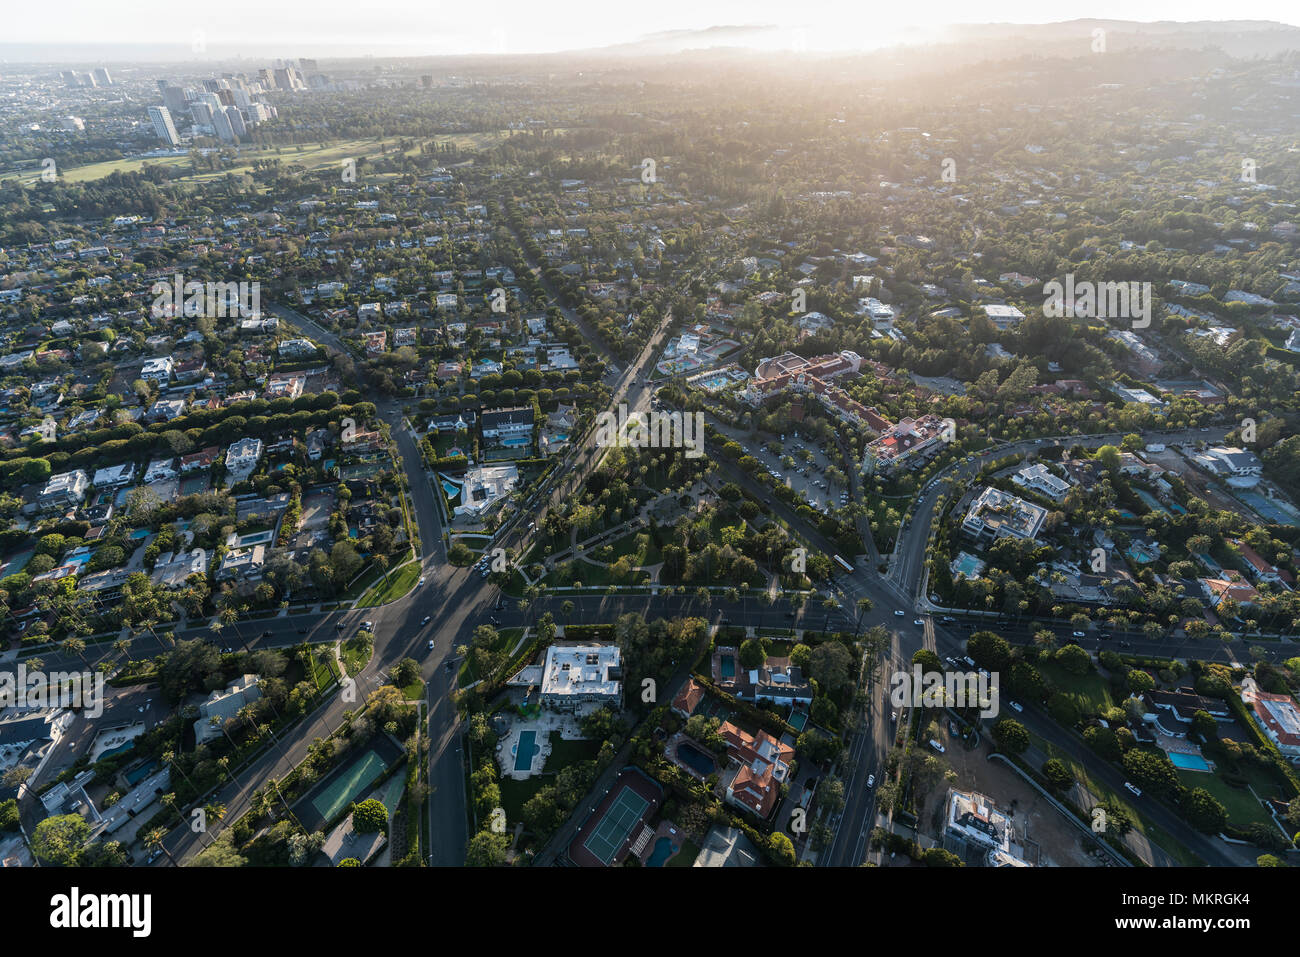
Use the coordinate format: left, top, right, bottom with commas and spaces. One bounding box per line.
0, 1, 1295, 926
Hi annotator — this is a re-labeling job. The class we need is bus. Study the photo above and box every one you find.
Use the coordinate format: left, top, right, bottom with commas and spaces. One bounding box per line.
833, 555, 854, 574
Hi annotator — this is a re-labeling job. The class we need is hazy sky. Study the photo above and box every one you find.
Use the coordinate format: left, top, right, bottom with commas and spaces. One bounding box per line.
8, 0, 1300, 55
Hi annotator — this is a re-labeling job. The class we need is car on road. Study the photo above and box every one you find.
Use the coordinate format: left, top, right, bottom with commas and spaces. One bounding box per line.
928, 739, 945, 753
1009, 700, 1024, 713
866, 774, 876, 789
418, 576, 425, 586
428, 639, 435, 650
1124, 781, 1142, 797
260, 630, 272, 638
362, 621, 374, 631
335, 622, 346, 630
421, 616, 431, 625
940, 615, 956, 623
890, 711, 897, 724
894, 609, 905, 617
1071, 630, 1086, 638
961, 656, 976, 668
913, 618, 925, 626
146, 849, 163, 865
1099, 633, 1111, 641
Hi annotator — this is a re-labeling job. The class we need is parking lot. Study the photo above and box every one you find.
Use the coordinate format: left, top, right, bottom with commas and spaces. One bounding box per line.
711, 420, 850, 513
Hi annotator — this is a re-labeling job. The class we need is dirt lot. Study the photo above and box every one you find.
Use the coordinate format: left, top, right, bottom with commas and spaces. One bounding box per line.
925, 730, 1107, 867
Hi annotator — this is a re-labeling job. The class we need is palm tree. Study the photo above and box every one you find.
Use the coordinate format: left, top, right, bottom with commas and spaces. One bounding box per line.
61, 637, 89, 669
854, 597, 873, 638
113, 638, 132, 663
143, 828, 177, 866
162, 749, 197, 794
160, 792, 182, 827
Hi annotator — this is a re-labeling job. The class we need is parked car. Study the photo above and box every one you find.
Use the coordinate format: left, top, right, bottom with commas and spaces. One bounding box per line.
928, 739, 945, 753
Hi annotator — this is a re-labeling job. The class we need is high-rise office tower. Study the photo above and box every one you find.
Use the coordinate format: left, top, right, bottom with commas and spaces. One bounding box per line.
92, 67, 112, 85
161, 84, 188, 117
148, 106, 181, 146
225, 107, 247, 138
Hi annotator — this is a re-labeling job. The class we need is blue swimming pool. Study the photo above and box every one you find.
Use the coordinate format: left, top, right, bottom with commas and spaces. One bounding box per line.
514, 730, 539, 772
1168, 751, 1211, 771
676, 741, 716, 777
720, 655, 735, 679
645, 836, 675, 867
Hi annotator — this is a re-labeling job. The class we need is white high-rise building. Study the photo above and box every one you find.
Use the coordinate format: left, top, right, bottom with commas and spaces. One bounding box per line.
148, 106, 180, 146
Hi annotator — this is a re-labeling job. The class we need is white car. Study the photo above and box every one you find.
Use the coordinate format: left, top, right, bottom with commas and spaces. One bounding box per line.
866, 774, 876, 789
421, 616, 431, 625
428, 639, 435, 650
1072, 630, 1086, 638
1124, 781, 1142, 797
418, 576, 426, 586
894, 609, 905, 617
928, 739, 945, 754
913, 618, 925, 626
1009, 701, 1024, 713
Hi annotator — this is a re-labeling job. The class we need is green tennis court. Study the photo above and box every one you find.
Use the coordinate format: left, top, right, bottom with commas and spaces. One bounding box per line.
583, 787, 649, 865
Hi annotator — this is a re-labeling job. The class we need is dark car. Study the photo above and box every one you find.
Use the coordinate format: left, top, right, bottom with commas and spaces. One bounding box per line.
261, 630, 272, 638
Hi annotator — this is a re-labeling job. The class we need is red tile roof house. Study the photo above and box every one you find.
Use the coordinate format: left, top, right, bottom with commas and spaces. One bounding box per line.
718, 721, 795, 819
1247, 689, 1300, 759
1235, 541, 1294, 589
671, 678, 705, 718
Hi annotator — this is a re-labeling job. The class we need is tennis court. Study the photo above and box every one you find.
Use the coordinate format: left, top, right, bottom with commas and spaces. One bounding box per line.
582, 787, 649, 865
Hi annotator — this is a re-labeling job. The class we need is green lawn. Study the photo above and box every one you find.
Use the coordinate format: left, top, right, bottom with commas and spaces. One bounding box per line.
1, 135, 541, 187
356, 558, 421, 607
340, 635, 374, 677
457, 627, 525, 685
543, 557, 652, 589
400, 678, 426, 701
1175, 768, 1271, 829
308, 648, 340, 691
599, 529, 664, 567
497, 735, 600, 826
665, 838, 701, 867
1037, 661, 1117, 717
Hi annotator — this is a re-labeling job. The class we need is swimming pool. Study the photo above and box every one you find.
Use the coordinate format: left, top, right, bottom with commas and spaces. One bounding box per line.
123, 759, 157, 786
676, 741, 716, 777
1168, 751, 1211, 771
720, 656, 735, 679
514, 730, 540, 771
645, 836, 675, 867
99, 740, 136, 760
